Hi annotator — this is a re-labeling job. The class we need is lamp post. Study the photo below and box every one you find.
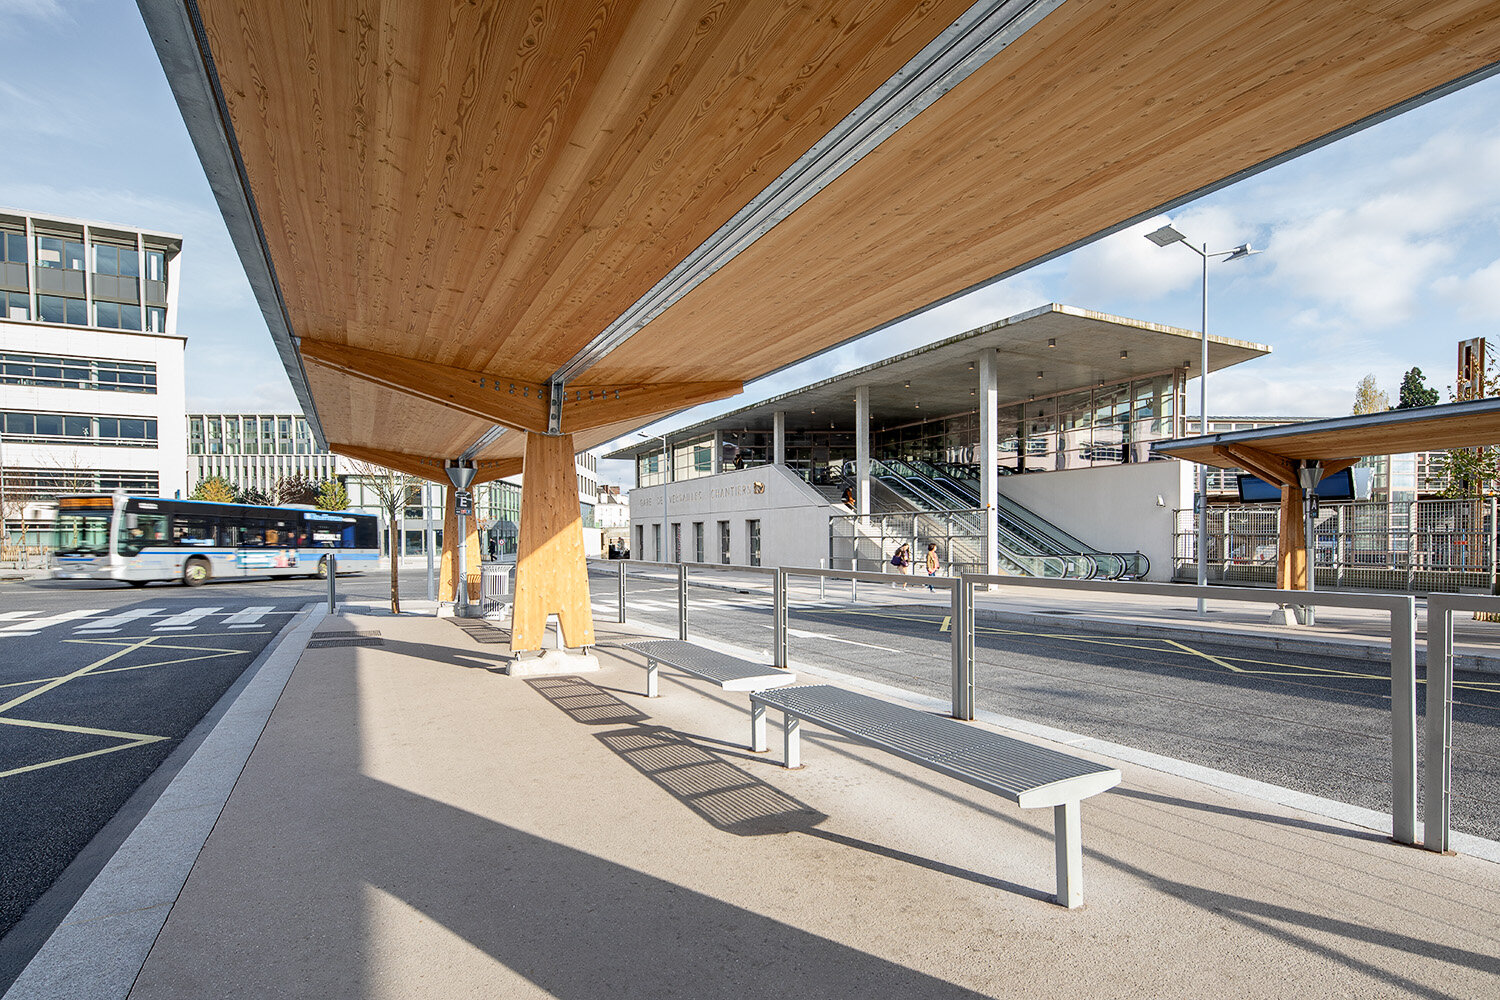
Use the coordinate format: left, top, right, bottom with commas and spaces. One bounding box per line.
1145, 224, 1260, 615
639, 431, 669, 561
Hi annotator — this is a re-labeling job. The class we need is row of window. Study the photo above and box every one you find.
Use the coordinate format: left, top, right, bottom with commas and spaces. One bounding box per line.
642, 518, 762, 566
1, 468, 159, 495
1, 353, 156, 393
1, 410, 158, 445
13, 233, 167, 281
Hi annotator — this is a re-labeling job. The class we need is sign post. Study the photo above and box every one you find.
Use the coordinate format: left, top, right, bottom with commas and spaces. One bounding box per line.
445, 462, 477, 616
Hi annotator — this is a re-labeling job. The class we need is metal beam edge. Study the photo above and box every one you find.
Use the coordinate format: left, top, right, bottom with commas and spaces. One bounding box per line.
136, 0, 328, 449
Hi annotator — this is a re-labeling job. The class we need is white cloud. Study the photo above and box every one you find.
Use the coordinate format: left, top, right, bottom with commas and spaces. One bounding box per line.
1434, 257, 1500, 320
0, 0, 69, 27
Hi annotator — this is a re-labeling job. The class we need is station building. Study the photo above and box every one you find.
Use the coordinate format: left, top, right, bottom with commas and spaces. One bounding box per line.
0, 209, 186, 551
606, 305, 1269, 582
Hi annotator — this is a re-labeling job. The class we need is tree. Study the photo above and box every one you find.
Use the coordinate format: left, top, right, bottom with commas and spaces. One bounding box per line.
316, 478, 351, 511
1397, 367, 1440, 409
234, 485, 272, 506
271, 473, 319, 506
191, 476, 236, 503
1351, 374, 1389, 415
344, 461, 420, 614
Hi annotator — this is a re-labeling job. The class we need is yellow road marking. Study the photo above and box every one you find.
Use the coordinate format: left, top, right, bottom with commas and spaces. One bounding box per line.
941, 616, 950, 633
0, 635, 162, 714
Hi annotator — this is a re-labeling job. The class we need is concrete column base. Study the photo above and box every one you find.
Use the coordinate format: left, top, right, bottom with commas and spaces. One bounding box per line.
507, 649, 601, 676
436, 603, 487, 619
1268, 605, 1305, 626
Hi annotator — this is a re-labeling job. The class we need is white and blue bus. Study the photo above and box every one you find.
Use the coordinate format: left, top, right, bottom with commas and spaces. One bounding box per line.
51, 494, 380, 586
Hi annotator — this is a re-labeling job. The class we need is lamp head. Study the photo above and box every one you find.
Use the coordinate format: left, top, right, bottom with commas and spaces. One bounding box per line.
1145, 224, 1186, 247
1222, 243, 1260, 262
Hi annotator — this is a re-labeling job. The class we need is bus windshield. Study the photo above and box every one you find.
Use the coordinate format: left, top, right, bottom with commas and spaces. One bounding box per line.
54, 513, 113, 555
117, 511, 171, 556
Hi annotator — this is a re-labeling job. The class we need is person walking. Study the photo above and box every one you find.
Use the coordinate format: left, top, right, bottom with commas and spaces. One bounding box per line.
924, 542, 940, 591
890, 544, 911, 587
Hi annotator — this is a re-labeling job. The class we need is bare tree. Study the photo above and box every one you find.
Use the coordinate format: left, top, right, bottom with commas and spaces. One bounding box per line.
344, 461, 421, 613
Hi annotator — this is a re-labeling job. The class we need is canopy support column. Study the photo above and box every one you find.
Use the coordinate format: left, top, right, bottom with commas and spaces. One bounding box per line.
855, 386, 871, 517
438, 485, 480, 606
511, 432, 596, 655
978, 349, 999, 579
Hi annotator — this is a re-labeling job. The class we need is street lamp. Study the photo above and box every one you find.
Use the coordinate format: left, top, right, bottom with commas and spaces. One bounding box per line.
1145, 223, 1260, 615
639, 431, 669, 561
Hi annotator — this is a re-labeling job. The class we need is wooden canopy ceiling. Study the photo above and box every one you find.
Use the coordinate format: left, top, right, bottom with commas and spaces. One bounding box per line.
1152, 398, 1500, 488
144, 0, 1500, 480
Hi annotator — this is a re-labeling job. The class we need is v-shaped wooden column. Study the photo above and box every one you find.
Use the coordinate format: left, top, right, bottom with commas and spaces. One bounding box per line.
512, 433, 595, 652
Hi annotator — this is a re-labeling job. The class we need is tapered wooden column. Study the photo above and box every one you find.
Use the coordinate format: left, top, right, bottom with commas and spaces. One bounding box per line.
1276, 484, 1307, 591
512, 433, 595, 652
439, 487, 480, 602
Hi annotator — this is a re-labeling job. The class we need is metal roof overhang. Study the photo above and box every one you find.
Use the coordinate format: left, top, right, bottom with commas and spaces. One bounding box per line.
1152, 397, 1500, 485
139, 0, 1500, 479
604, 303, 1269, 459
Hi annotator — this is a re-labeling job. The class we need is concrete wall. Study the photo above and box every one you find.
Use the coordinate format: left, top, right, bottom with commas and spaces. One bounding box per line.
630, 465, 831, 568
995, 459, 1192, 581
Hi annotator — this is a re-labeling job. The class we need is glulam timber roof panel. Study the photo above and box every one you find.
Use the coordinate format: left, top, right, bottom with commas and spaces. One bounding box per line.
195, 0, 977, 383
587, 0, 1500, 385
154, 0, 1500, 467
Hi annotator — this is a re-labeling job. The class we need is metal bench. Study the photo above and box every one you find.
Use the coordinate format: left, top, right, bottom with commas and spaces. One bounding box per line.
625, 640, 798, 751
751, 684, 1121, 908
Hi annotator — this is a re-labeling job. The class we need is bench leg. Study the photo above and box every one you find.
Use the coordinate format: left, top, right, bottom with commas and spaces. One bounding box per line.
646, 659, 659, 698
784, 714, 801, 768
751, 699, 767, 753
1054, 801, 1083, 909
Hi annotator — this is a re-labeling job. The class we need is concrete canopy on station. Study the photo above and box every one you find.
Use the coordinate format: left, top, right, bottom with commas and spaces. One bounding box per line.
606, 304, 1268, 452
1153, 397, 1500, 591
140, 0, 1500, 648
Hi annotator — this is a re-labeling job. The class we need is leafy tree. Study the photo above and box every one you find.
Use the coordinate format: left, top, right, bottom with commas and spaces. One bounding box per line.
234, 485, 272, 506
271, 473, 319, 506
316, 479, 351, 511
344, 461, 420, 614
191, 476, 236, 503
1396, 368, 1440, 409
1351, 374, 1389, 415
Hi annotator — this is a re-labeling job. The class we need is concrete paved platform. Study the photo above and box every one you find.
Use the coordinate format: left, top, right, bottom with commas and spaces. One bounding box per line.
10, 607, 1500, 998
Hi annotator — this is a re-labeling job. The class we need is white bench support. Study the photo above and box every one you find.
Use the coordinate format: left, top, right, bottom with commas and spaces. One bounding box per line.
627, 640, 797, 753
784, 714, 800, 768
1054, 801, 1083, 909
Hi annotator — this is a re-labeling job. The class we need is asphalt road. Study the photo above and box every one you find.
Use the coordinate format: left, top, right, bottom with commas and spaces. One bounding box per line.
594, 570, 1500, 843
0, 568, 423, 951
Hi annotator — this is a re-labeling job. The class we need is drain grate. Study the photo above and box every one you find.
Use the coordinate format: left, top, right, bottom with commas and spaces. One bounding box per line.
306, 631, 384, 648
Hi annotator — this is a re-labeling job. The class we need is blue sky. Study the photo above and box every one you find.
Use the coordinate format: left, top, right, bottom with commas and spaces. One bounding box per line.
4, 2, 1498, 485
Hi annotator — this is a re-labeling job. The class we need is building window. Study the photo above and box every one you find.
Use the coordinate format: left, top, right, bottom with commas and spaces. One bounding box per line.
1, 291, 28, 320
93, 300, 142, 330
35, 235, 85, 270
671, 522, 681, 563
693, 522, 704, 563
145, 306, 167, 332
1, 411, 156, 446
747, 519, 761, 567
0, 353, 156, 393
719, 521, 730, 564
1, 231, 26, 264
37, 294, 87, 325
652, 523, 662, 562
92, 243, 140, 277
145, 249, 166, 282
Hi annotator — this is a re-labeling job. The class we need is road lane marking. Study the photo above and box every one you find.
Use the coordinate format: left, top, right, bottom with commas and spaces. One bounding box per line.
0, 716, 168, 780
153, 606, 223, 630
0, 609, 104, 635
75, 607, 170, 633
224, 606, 275, 628
0, 635, 162, 714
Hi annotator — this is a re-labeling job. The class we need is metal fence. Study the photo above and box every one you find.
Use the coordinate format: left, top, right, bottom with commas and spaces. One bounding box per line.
1174, 497, 1500, 593
828, 509, 988, 576
586, 556, 1493, 855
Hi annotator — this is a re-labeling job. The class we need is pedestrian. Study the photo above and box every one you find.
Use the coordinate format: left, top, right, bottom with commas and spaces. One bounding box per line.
925, 542, 940, 591
842, 486, 855, 508
890, 543, 910, 587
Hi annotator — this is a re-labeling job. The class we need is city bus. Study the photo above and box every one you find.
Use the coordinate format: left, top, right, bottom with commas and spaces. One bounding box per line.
50, 494, 379, 586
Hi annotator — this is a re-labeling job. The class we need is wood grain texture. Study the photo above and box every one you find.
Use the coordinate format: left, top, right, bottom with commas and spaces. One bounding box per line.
190, 0, 1500, 460
1277, 485, 1307, 591
439, 488, 481, 603
511, 432, 595, 652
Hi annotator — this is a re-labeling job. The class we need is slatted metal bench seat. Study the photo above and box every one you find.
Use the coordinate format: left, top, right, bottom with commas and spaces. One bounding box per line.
625, 639, 797, 751
751, 684, 1121, 908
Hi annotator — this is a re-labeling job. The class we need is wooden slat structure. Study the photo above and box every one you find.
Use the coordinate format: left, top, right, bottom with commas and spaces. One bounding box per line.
1153, 399, 1500, 590
143, 1, 1500, 648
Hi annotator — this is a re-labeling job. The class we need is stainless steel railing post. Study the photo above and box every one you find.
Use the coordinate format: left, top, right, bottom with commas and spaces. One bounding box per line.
617, 560, 626, 624
773, 568, 788, 668
1424, 597, 1455, 853
951, 575, 974, 719
326, 553, 336, 612
677, 562, 688, 640
1390, 596, 1417, 845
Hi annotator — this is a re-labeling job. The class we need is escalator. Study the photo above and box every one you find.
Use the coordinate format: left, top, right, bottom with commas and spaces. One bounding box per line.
863, 459, 1148, 579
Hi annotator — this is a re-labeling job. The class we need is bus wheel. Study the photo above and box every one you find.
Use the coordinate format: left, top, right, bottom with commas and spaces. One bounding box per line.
183, 558, 210, 587
315, 556, 331, 580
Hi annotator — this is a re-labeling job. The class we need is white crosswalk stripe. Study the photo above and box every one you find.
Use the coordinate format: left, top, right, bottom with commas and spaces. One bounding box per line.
154, 607, 224, 631
0, 610, 37, 622
75, 608, 172, 634
224, 606, 276, 628
0, 609, 104, 637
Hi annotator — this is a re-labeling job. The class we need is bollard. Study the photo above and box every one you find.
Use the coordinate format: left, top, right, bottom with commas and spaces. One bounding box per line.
677, 562, 688, 640
326, 553, 336, 612
617, 561, 627, 624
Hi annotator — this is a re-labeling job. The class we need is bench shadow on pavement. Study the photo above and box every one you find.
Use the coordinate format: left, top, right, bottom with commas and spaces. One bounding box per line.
525, 676, 1048, 899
